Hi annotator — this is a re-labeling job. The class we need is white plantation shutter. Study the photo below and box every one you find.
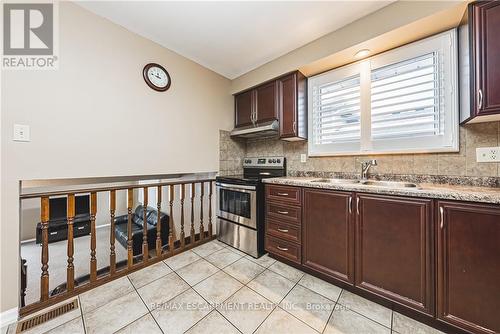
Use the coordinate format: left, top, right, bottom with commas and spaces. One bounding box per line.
370, 53, 444, 140
312, 75, 361, 144
308, 29, 458, 156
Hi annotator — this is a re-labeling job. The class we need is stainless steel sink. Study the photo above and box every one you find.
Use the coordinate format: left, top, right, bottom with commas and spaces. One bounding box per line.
360, 180, 418, 188
311, 178, 360, 184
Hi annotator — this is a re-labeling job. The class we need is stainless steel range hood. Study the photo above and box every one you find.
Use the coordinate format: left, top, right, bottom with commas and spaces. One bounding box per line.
230, 120, 279, 139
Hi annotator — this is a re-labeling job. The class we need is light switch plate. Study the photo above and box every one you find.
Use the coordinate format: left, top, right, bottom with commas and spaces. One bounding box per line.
300, 154, 307, 163
476, 147, 499, 162
13, 124, 30, 142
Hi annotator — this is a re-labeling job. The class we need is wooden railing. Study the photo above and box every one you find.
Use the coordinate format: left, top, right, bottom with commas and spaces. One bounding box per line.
19, 176, 215, 316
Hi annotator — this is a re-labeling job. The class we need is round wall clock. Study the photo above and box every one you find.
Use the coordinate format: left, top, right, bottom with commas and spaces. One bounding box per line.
143, 63, 171, 92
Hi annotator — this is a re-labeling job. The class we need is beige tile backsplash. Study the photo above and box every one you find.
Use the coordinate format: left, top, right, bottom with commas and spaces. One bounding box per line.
220, 122, 500, 177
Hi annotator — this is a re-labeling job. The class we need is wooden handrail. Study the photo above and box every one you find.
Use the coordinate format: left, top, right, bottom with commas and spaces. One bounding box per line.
20, 177, 216, 317
20, 177, 216, 199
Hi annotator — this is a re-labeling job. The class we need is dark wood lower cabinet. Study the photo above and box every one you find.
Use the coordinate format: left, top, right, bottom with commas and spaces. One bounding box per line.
265, 184, 500, 334
302, 189, 354, 284
437, 201, 500, 334
355, 194, 434, 315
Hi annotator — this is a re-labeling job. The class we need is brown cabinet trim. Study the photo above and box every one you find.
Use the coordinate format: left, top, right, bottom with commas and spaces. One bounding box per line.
254, 80, 279, 123
302, 188, 354, 284
265, 234, 301, 264
266, 201, 301, 225
264, 183, 500, 334
436, 200, 500, 334
355, 193, 434, 315
266, 218, 301, 243
266, 185, 302, 206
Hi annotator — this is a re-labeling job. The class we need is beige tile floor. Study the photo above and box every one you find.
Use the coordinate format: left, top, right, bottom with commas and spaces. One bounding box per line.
6, 240, 446, 334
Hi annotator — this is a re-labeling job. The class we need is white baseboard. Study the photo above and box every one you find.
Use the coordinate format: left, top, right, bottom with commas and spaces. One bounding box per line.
0, 307, 18, 328
96, 223, 110, 229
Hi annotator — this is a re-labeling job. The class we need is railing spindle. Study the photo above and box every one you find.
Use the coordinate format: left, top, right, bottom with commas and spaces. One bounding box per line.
168, 185, 174, 254
90, 192, 97, 282
190, 183, 195, 244
109, 190, 116, 275
66, 194, 75, 291
180, 184, 186, 248
142, 187, 149, 261
156, 186, 162, 256
199, 182, 205, 240
208, 181, 213, 237
127, 189, 133, 268
40, 197, 50, 301
22, 177, 216, 316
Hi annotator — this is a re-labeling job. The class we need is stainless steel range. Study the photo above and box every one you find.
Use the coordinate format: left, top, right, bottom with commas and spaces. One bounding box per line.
216, 157, 286, 258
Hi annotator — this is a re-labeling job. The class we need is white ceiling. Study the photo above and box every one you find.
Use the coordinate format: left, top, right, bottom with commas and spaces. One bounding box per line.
77, 1, 392, 79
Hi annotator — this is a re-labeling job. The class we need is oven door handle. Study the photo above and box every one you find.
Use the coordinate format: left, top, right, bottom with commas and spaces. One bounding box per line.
216, 183, 257, 191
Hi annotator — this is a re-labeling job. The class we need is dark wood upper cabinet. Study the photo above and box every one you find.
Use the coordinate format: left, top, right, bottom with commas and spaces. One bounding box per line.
355, 194, 434, 315
278, 72, 307, 140
233, 71, 307, 140
235, 90, 254, 128
462, 1, 500, 123
437, 201, 500, 334
254, 81, 278, 123
303, 188, 354, 284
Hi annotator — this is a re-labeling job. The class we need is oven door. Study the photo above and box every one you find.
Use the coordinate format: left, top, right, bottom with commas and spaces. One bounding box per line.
216, 182, 257, 229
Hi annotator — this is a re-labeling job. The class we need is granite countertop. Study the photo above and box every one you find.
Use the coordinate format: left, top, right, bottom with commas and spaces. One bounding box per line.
263, 177, 500, 204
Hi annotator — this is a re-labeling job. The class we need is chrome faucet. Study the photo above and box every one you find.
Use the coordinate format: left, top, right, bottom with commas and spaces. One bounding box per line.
361, 159, 377, 180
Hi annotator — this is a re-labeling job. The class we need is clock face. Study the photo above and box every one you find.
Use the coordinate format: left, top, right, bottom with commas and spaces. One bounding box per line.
143, 63, 171, 91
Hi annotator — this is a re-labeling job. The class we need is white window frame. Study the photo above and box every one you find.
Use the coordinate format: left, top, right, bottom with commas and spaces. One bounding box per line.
308, 29, 459, 157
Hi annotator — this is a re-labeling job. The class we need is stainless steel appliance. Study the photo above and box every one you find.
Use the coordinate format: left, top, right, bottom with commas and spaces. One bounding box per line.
216, 157, 286, 257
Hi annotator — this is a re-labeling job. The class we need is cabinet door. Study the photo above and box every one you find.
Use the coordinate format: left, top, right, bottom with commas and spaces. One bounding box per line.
278, 74, 297, 138
355, 194, 433, 315
254, 81, 278, 123
437, 201, 500, 334
303, 189, 354, 284
235, 90, 254, 127
470, 2, 500, 116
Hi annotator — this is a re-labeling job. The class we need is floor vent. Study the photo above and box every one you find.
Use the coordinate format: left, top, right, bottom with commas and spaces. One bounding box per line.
16, 299, 78, 333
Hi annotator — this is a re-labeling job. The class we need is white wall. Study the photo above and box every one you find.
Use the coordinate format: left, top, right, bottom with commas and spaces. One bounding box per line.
0, 2, 232, 313
231, 1, 464, 93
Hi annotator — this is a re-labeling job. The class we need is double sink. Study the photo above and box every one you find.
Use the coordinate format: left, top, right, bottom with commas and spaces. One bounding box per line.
311, 178, 418, 189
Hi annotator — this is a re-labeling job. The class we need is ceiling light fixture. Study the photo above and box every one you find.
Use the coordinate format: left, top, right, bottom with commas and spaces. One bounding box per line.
354, 49, 371, 59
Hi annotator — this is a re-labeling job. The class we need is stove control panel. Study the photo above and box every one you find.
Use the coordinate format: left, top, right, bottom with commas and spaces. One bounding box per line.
243, 157, 285, 168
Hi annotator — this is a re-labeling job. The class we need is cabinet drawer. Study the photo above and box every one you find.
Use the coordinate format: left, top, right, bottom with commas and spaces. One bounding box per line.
266, 185, 301, 205
265, 235, 301, 264
266, 202, 301, 225
266, 219, 301, 243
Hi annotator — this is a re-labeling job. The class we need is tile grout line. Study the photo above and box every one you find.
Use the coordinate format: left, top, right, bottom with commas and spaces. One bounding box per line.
120, 275, 164, 334
31, 241, 390, 334
321, 289, 343, 334
181, 282, 243, 334
79, 295, 87, 334
391, 309, 394, 332
277, 275, 337, 334
250, 272, 305, 334
192, 249, 258, 333
168, 258, 245, 334
334, 297, 393, 330
185, 243, 275, 334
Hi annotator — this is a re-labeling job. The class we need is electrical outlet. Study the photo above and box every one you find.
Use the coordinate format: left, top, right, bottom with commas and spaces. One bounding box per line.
13, 124, 30, 142
476, 147, 499, 162
300, 154, 307, 163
